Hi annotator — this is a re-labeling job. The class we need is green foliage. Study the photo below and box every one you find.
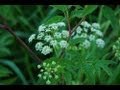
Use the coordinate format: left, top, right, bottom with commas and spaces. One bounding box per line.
0, 5, 120, 85
71, 5, 98, 18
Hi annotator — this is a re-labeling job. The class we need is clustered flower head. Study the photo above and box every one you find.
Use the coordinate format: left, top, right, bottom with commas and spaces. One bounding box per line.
28, 22, 69, 55
37, 61, 61, 85
113, 37, 120, 60
72, 21, 105, 49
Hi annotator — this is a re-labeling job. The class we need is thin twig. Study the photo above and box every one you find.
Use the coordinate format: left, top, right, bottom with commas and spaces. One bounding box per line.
0, 16, 42, 63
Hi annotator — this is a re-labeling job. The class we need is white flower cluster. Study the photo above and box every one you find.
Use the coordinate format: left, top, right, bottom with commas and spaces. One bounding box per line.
72, 21, 105, 49
113, 37, 120, 60
28, 22, 69, 55
37, 61, 61, 85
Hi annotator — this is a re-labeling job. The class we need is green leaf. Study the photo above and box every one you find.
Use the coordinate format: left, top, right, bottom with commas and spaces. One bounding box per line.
81, 5, 98, 17
0, 60, 28, 85
63, 71, 72, 85
0, 77, 17, 85
0, 48, 11, 57
83, 64, 95, 84
102, 6, 119, 32
46, 15, 64, 24
0, 65, 12, 77
97, 60, 112, 76
0, 5, 14, 20
50, 5, 68, 12
71, 5, 98, 18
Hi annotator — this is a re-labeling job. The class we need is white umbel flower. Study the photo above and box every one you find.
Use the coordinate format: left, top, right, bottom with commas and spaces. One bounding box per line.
57, 22, 66, 27
41, 46, 52, 55
73, 34, 80, 39
28, 34, 36, 43
83, 28, 88, 32
80, 33, 87, 38
91, 27, 96, 32
92, 23, 100, 29
44, 35, 53, 42
95, 30, 103, 37
89, 35, 95, 41
38, 24, 46, 32
76, 26, 82, 34
46, 79, 51, 84
35, 42, 44, 51
82, 40, 91, 48
62, 30, 69, 38
49, 23, 58, 30
37, 32, 44, 40
96, 39, 105, 48
50, 40, 57, 47
54, 32, 62, 39
81, 21, 91, 28
59, 40, 69, 48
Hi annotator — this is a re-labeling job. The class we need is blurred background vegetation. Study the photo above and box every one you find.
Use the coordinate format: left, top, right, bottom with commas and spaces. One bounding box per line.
0, 5, 120, 85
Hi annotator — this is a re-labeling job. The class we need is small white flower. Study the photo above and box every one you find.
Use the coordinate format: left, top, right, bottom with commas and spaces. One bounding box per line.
37, 32, 44, 40
83, 28, 88, 32
43, 62, 47, 66
55, 75, 59, 79
89, 35, 95, 41
40, 69, 44, 72
54, 32, 62, 39
81, 21, 91, 28
44, 72, 49, 75
48, 74, 52, 78
96, 38, 105, 48
44, 35, 53, 42
43, 76, 47, 80
80, 33, 87, 38
59, 40, 69, 48
49, 23, 58, 30
46, 79, 51, 84
38, 74, 42, 78
95, 30, 103, 37
28, 34, 36, 43
54, 68, 58, 72
45, 28, 51, 32
41, 46, 52, 55
38, 24, 46, 32
37, 65, 41, 69
50, 40, 57, 47
73, 34, 80, 39
51, 61, 56, 65
91, 27, 96, 32
92, 23, 100, 29
62, 30, 69, 38
82, 40, 91, 49
57, 22, 66, 27
76, 26, 82, 34
35, 42, 43, 51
